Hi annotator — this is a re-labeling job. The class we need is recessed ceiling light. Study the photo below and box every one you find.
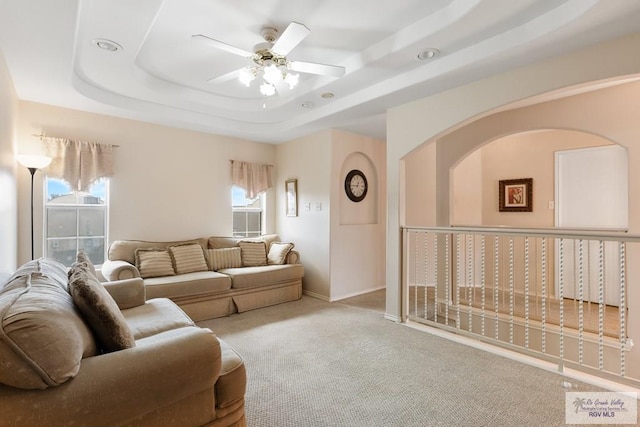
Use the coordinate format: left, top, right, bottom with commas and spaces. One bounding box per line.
417, 48, 439, 61
92, 38, 122, 52
321, 92, 334, 99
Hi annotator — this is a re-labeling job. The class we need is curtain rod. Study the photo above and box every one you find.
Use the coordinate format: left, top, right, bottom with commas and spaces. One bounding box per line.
229, 159, 274, 167
32, 134, 120, 148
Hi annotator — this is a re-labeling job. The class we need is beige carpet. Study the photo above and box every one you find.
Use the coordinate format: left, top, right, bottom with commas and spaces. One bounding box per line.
200, 294, 606, 427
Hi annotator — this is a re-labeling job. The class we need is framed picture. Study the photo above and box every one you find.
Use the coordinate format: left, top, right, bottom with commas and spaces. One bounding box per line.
285, 179, 298, 217
499, 178, 533, 212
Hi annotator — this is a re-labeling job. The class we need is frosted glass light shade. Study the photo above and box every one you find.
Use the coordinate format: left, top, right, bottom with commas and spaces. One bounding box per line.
262, 64, 281, 85
238, 67, 256, 87
16, 154, 52, 169
284, 72, 299, 89
259, 82, 276, 97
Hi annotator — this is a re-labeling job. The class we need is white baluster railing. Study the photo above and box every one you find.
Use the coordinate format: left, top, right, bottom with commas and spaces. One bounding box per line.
402, 226, 640, 387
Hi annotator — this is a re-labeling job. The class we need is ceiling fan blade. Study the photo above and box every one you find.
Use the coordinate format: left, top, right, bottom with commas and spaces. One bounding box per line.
207, 68, 240, 84
192, 34, 254, 58
271, 22, 310, 56
289, 61, 345, 78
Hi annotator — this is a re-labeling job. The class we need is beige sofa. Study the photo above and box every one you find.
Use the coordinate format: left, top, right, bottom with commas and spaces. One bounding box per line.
0, 257, 246, 427
101, 234, 304, 321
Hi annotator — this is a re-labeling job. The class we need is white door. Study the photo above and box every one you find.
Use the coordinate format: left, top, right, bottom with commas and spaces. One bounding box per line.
555, 145, 628, 306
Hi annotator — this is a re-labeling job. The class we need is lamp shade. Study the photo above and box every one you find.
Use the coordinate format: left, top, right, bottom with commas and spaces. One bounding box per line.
16, 154, 52, 169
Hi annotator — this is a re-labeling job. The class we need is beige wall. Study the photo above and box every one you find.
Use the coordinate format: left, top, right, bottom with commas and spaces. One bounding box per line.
276, 131, 332, 298
448, 130, 614, 227
0, 50, 18, 273
16, 101, 276, 265
404, 142, 437, 226
387, 32, 640, 322
276, 129, 386, 301
330, 129, 386, 300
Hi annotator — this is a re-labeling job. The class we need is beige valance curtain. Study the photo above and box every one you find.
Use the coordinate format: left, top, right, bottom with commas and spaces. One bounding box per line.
230, 160, 273, 199
44, 138, 114, 192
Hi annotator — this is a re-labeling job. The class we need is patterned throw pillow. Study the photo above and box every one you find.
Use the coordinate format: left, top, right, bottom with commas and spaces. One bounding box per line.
238, 241, 267, 267
207, 247, 242, 271
169, 243, 209, 274
267, 242, 294, 265
135, 249, 175, 278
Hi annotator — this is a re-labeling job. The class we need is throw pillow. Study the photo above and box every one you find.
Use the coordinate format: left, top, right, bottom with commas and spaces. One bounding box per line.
68, 265, 136, 353
75, 250, 97, 279
267, 242, 295, 265
238, 241, 267, 267
135, 248, 175, 278
169, 243, 209, 274
207, 247, 242, 271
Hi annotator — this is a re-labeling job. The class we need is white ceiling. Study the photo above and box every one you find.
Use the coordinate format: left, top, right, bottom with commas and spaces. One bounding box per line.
2, 0, 640, 143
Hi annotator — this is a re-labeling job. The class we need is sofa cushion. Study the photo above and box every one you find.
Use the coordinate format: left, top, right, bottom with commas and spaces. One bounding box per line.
136, 248, 176, 279
208, 236, 240, 249
238, 241, 267, 267
68, 264, 136, 353
0, 259, 98, 389
208, 247, 242, 271
9, 257, 70, 289
208, 234, 280, 250
220, 264, 304, 290
109, 238, 209, 264
169, 243, 209, 274
267, 242, 294, 265
215, 338, 247, 409
144, 271, 232, 299
122, 298, 195, 340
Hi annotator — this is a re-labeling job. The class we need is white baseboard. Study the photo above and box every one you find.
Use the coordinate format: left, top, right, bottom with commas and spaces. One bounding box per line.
384, 313, 401, 322
330, 286, 386, 302
302, 290, 330, 301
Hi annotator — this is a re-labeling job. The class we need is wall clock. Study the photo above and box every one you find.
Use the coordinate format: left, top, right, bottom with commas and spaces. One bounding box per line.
344, 169, 368, 202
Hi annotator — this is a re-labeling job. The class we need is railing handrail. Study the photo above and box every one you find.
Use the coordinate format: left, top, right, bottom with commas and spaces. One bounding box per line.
402, 225, 640, 243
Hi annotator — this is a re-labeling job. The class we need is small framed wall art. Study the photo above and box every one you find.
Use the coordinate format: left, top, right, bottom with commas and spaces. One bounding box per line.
499, 178, 533, 212
285, 178, 298, 217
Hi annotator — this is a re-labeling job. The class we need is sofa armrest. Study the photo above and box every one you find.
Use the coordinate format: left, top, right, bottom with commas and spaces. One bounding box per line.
286, 250, 301, 265
101, 259, 141, 281
0, 327, 222, 427
103, 278, 146, 309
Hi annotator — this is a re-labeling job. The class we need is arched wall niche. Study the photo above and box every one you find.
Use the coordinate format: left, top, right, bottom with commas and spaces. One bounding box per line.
340, 151, 378, 225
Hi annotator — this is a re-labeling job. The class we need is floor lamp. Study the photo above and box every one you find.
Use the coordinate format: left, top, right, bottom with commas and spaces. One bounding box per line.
17, 154, 52, 260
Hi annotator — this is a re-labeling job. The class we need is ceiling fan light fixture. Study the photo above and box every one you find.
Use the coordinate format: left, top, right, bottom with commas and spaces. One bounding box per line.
238, 67, 257, 87
284, 72, 299, 89
260, 82, 276, 97
263, 64, 282, 85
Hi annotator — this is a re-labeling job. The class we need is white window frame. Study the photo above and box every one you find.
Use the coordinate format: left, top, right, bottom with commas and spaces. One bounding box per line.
44, 177, 109, 267
232, 186, 265, 238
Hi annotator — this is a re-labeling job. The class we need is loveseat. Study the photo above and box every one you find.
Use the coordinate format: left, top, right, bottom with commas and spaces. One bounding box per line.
101, 234, 304, 321
0, 256, 246, 427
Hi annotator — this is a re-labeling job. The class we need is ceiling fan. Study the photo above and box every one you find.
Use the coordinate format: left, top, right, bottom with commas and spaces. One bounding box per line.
192, 22, 346, 97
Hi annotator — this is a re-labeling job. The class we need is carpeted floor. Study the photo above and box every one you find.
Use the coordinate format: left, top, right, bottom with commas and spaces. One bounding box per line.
199, 293, 607, 427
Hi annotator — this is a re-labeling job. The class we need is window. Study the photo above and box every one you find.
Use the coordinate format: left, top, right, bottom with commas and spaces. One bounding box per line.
45, 177, 108, 267
232, 186, 263, 238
